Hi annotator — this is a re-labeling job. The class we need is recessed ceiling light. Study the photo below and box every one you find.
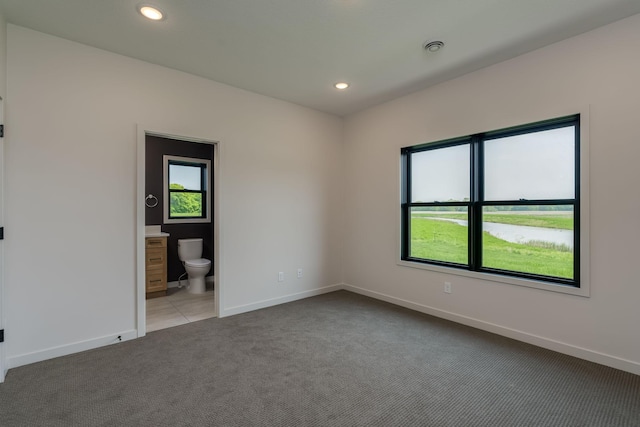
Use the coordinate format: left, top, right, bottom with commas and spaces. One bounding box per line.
138, 5, 165, 21
423, 40, 444, 52
334, 82, 350, 90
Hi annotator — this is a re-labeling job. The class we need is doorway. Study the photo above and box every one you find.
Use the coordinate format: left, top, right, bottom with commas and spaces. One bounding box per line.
0, 97, 5, 382
136, 126, 221, 336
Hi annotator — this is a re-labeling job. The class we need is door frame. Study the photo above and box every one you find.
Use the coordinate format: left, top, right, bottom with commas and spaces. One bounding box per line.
136, 125, 221, 336
0, 97, 5, 382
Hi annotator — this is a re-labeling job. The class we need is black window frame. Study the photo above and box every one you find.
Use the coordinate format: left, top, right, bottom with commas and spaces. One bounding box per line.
167, 159, 208, 220
401, 114, 580, 287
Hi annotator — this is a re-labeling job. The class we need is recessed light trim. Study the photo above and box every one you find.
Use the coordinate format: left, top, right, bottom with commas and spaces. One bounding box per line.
138, 5, 165, 21
334, 82, 350, 90
423, 40, 444, 52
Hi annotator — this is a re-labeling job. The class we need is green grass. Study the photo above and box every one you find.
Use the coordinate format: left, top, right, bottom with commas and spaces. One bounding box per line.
412, 212, 572, 230
410, 218, 573, 279
411, 219, 469, 264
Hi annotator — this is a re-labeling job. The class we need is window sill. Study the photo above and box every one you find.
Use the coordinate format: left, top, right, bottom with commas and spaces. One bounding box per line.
397, 259, 590, 297
164, 217, 211, 224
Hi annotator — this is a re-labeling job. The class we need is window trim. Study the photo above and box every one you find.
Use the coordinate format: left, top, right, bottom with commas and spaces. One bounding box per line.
163, 155, 211, 224
399, 111, 590, 297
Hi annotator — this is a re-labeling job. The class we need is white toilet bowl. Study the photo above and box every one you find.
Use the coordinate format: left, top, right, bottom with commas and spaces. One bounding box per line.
184, 258, 211, 294
178, 238, 212, 294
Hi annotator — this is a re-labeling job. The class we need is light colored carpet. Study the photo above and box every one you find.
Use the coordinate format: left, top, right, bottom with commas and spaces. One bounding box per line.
1, 291, 638, 426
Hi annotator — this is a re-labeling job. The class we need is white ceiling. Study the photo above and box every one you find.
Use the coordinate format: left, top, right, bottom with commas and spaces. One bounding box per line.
1, 1, 639, 116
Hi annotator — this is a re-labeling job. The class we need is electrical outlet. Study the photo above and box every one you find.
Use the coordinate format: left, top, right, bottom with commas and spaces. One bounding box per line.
297, 268, 303, 278
278, 272, 284, 282
444, 282, 452, 294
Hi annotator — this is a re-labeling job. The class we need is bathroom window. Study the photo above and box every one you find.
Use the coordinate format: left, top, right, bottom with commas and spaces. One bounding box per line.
163, 155, 211, 224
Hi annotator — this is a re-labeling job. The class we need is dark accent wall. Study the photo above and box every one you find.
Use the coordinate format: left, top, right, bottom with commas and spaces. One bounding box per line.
146, 135, 214, 282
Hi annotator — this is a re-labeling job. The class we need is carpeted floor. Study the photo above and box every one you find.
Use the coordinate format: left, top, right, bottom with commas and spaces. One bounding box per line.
1, 290, 639, 426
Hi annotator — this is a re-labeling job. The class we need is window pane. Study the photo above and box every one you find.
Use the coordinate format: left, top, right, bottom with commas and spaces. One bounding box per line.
169, 164, 202, 191
484, 126, 575, 201
170, 192, 203, 217
410, 207, 468, 264
481, 206, 573, 279
411, 144, 470, 203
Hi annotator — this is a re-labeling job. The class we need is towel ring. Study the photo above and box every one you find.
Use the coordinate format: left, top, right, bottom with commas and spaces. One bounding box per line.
145, 194, 158, 208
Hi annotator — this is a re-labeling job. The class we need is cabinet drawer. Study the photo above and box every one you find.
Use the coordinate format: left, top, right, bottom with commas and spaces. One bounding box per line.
146, 271, 166, 293
145, 248, 166, 268
146, 237, 167, 248
145, 236, 167, 297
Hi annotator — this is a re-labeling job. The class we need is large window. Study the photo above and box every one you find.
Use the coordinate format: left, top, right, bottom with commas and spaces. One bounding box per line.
163, 155, 211, 224
401, 115, 580, 287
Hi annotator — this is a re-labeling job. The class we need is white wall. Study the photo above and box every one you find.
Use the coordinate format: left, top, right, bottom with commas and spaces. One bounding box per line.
4, 25, 344, 367
343, 14, 640, 374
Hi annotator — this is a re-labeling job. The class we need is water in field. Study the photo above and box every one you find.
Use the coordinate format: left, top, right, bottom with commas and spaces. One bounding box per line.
430, 218, 573, 249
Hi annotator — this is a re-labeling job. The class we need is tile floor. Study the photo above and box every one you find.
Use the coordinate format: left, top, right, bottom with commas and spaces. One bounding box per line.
146, 286, 216, 333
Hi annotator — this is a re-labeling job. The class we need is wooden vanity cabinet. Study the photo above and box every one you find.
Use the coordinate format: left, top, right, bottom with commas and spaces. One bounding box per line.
145, 236, 167, 298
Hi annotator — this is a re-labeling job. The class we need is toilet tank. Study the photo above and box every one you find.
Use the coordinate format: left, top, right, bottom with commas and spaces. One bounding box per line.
178, 238, 203, 261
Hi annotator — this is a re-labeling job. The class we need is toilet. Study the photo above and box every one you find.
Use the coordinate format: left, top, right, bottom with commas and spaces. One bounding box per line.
177, 238, 212, 294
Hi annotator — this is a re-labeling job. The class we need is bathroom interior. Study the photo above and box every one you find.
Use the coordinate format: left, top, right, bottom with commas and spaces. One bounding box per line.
144, 134, 216, 332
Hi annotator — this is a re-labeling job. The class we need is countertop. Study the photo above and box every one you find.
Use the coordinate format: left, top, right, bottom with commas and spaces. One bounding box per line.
145, 232, 170, 238
145, 225, 169, 238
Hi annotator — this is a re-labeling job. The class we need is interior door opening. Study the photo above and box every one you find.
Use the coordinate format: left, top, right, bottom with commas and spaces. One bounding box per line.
136, 128, 220, 336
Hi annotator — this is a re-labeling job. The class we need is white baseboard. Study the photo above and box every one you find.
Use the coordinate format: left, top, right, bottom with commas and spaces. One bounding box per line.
7, 329, 138, 370
221, 284, 343, 317
343, 283, 640, 376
